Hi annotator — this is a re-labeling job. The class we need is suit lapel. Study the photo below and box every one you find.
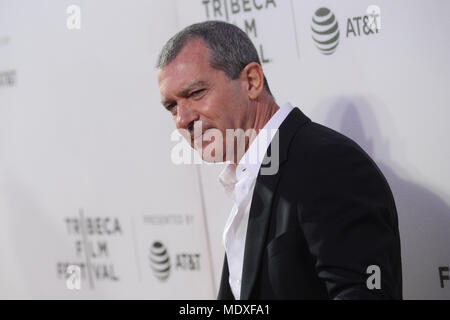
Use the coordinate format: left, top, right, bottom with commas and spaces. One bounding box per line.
239, 107, 311, 299
217, 255, 235, 300
239, 165, 281, 300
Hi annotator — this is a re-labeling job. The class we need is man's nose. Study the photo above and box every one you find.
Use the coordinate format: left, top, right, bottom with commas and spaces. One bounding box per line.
176, 101, 199, 131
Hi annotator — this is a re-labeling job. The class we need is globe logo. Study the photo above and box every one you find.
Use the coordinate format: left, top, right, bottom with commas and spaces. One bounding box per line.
149, 241, 171, 281
311, 7, 340, 55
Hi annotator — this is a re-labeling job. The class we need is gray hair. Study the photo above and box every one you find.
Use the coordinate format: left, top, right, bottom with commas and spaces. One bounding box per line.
157, 20, 272, 97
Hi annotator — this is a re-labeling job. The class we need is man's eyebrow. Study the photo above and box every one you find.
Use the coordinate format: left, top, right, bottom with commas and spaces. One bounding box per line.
161, 97, 173, 107
178, 80, 209, 96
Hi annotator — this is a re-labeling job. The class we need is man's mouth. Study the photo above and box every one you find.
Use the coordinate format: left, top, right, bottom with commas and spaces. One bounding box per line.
192, 127, 214, 149
191, 131, 203, 144
192, 126, 211, 141
193, 132, 203, 140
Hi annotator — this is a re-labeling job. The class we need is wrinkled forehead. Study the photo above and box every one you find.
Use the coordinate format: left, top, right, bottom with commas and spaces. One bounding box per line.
158, 39, 212, 95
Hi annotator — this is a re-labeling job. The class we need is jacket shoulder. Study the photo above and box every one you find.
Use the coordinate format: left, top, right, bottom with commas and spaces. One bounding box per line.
288, 121, 369, 163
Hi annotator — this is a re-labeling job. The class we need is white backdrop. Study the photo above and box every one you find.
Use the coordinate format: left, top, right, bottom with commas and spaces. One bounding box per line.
0, 0, 449, 299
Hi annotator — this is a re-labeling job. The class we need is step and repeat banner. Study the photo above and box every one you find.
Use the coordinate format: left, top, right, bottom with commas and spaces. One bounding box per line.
0, 0, 216, 299
0, 0, 449, 299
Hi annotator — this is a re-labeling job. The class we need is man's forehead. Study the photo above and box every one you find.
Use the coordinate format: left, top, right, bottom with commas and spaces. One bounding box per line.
179, 38, 209, 58
158, 39, 212, 92
158, 66, 207, 94
165, 38, 210, 72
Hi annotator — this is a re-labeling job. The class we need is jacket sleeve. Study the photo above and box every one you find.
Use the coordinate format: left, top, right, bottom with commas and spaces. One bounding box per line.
298, 142, 402, 300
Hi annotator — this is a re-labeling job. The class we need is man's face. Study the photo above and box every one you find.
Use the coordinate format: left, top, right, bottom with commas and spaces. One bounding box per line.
157, 39, 250, 162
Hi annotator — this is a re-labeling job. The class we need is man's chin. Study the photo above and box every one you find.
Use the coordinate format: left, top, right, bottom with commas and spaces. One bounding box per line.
194, 146, 226, 163
199, 153, 225, 163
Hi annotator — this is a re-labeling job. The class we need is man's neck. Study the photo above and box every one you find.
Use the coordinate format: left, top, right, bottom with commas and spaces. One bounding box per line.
251, 99, 280, 135
234, 98, 280, 164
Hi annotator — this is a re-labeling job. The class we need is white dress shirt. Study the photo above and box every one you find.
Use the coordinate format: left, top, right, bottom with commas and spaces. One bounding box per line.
218, 102, 294, 299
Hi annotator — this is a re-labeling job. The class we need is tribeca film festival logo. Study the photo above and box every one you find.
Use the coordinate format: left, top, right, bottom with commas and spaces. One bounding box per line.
149, 241, 202, 282
311, 5, 381, 55
60, 210, 123, 290
170, 121, 280, 176
201, 0, 278, 64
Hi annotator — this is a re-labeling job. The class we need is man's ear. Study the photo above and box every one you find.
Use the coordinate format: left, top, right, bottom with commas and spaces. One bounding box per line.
241, 62, 265, 100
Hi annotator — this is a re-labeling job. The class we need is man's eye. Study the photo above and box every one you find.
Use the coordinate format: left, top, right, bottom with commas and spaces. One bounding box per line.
190, 89, 206, 97
167, 103, 176, 111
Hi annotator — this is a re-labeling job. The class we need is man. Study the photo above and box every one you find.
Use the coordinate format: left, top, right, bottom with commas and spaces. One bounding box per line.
157, 21, 402, 300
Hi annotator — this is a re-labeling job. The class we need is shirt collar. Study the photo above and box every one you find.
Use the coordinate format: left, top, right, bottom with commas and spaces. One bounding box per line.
218, 162, 237, 199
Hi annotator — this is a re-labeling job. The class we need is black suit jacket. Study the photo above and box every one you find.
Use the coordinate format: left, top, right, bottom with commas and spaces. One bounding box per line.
217, 107, 402, 300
